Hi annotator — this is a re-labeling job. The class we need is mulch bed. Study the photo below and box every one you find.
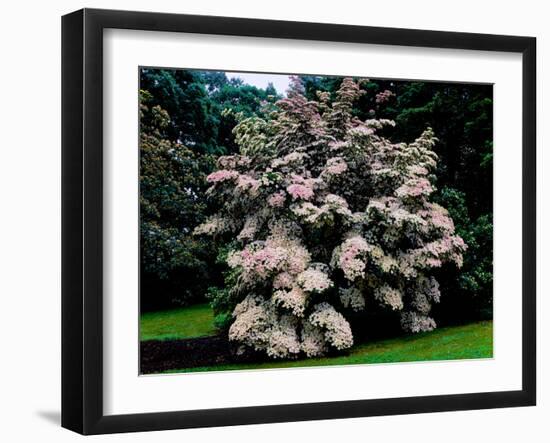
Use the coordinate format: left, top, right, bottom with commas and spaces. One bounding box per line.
140, 334, 353, 374
141, 335, 253, 374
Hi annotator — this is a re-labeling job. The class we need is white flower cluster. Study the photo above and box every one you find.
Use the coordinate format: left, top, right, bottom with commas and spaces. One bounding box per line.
309, 303, 354, 351
273, 286, 308, 317
229, 295, 353, 359
229, 295, 301, 359
271, 152, 308, 169
300, 322, 328, 357
374, 285, 404, 311
333, 235, 371, 281
193, 215, 229, 236
297, 267, 333, 293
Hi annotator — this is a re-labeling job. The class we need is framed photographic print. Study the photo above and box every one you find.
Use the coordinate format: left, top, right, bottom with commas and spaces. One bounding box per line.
62, 8, 536, 435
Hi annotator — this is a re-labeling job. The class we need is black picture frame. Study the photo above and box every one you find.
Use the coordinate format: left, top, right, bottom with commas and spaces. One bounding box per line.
62, 8, 536, 435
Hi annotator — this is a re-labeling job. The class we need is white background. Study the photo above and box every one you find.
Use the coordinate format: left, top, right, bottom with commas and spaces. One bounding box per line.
104, 30, 523, 415
0, 0, 547, 441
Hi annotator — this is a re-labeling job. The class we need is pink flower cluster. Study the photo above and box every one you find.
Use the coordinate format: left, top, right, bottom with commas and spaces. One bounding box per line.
328, 140, 348, 151
395, 178, 433, 199
375, 89, 395, 104
323, 157, 348, 176
228, 244, 287, 280
267, 191, 286, 208
287, 183, 314, 200
206, 169, 239, 183
337, 236, 371, 281
421, 203, 455, 233
236, 174, 261, 195
415, 235, 467, 269
273, 271, 294, 289
285, 243, 311, 275
408, 164, 429, 176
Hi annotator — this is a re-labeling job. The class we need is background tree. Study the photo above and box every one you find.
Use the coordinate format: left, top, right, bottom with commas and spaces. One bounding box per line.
139, 70, 280, 310
140, 69, 219, 152
139, 90, 217, 310
141, 69, 280, 155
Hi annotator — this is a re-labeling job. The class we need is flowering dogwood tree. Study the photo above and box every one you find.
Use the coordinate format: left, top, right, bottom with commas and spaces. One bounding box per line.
194, 77, 466, 359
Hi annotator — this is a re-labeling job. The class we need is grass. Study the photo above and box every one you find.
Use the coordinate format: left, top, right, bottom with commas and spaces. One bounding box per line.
140, 303, 216, 341
161, 318, 493, 374
141, 304, 492, 373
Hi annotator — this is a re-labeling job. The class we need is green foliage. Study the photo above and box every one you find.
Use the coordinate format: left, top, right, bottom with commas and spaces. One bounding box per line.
140, 69, 219, 152
140, 90, 218, 309
206, 245, 243, 330
301, 75, 344, 99
139, 72, 279, 311
140, 69, 280, 155
436, 187, 493, 296
433, 187, 493, 320
213, 312, 233, 332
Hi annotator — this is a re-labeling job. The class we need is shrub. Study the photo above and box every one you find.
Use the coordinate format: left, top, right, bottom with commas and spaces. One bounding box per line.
195, 78, 466, 358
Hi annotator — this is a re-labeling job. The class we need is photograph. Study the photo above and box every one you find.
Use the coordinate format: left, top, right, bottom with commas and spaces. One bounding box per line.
138, 68, 494, 375
0, 0, 544, 440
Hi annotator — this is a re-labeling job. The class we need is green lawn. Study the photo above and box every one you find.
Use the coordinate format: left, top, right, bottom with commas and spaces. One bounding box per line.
141, 304, 492, 373
140, 303, 216, 341
162, 318, 493, 374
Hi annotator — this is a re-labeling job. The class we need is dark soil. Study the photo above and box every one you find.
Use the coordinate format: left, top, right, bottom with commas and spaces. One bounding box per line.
140, 335, 270, 374
140, 334, 355, 374
140, 335, 229, 374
